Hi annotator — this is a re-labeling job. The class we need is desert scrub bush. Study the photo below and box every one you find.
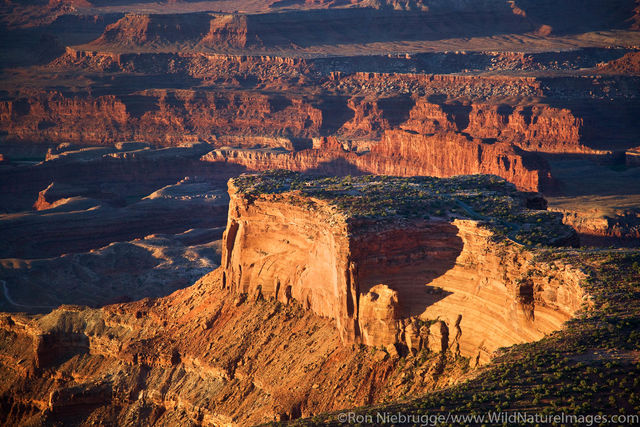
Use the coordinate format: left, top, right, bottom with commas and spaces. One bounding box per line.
232, 171, 574, 247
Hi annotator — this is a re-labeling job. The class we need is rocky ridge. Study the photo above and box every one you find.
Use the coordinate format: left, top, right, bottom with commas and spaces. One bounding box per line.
220, 171, 584, 362
0, 171, 590, 425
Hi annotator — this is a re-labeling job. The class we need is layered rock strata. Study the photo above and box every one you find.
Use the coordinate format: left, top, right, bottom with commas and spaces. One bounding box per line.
0, 171, 591, 425
553, 207, 640, 244
0, 89, 585, 150
0, 175, 229, 259
84, 7, 533, 51
203, 131, 552, 191
218, 172, 588, 363
0, 276, 469, 425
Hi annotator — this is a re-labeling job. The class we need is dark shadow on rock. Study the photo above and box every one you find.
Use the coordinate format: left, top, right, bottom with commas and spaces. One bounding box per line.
441, 102, 472, 132
303, 156, 368, 177
34, 332, 90, 368
578, 233, 640, 248
316, 96, 355, 136
268, 94, 294, 114
545, 97, 640, 152
378, 96, 415, 128
355, 220, 464, 318
243, 7, 534, 48
119, 94, 160, 119
513, 0, 637, 35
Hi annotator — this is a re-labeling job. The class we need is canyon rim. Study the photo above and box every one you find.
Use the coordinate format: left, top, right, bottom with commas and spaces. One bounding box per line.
1, 1, 640, 426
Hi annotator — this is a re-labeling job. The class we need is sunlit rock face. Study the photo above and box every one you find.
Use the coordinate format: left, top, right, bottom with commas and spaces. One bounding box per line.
0, 171, 591, 426
219, 172, 588, 364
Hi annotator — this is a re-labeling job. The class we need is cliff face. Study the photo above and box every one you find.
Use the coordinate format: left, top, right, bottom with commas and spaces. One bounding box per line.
1, 88, 569, 191
0, 266, 473, 425
0, 172, 591, 425
462, 103, 584, 152
218, 180, 589, 364
221, 182, 358, 341
199, 15, 254, 49
84, 7, 532, 51
0, 90, 322, 145
0, 81, 589, 153
1, 88, 586, 154
90, 13, 212, 48
410, 220, 588, 363
370, 130, 553, 191
342, 97, 584, 152
553, 207, 640, 243
202, 131, 552, 192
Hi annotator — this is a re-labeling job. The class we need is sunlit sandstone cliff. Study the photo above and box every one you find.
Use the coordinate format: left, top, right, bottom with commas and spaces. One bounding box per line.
0, 89, 584, 152
203, 131, 552, 191
219, 172, 587, 364
0, 172, 590, 425
0, 85, 601, 194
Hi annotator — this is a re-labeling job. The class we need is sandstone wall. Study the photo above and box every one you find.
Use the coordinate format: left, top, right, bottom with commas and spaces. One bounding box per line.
220, 181, 359, 341
85, 7, 532, 51
1, 86, 586, 153
552, 207, 640, 242
408, 220, 588, 364
218, 187, 590, 364
368, 130, 552, 191
203, 130, 552, 192
0, 90, 322, 145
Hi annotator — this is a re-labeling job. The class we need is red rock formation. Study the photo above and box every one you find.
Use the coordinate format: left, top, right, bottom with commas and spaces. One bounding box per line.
0, 171, 591, 425
2, 85, 579, 192
84, 6, 532, 51
199, 14, 253, 49
334, 72, 545, 99
337, 97, 392, 138
32, 182, 91, 210
462, 103, 584, 152
598, 52, 640, 75
203, 131, 552, 192
552, 207, 640, 244
0, 83, 590, 155
0, 276, 469, 425
0, 90, 322, 145
399, 99, 456, 134
335, 97, 586, 153
370, 130, 553, 191
358, 284, 402, 347
217, 180, 589, 364
90, 13, 212, 48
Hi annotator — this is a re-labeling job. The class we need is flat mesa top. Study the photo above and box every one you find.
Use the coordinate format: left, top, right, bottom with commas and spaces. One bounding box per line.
231, 170, 576, 246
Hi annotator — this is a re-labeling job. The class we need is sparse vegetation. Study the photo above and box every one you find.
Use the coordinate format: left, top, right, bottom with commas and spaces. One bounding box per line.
233, 170, 575, 246
285, 250, 640, 425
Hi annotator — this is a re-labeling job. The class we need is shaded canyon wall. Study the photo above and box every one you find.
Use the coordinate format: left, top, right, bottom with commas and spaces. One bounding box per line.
218, 186, 590, 364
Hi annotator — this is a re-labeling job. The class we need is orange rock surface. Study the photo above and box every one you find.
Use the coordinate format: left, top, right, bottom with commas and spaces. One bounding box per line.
0, 90, 322, 145
0, 174, 591, 424
202, 131, 552, 191
217, 177, 588, 365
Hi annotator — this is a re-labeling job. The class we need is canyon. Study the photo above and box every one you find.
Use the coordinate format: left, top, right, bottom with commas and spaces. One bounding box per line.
0, 0, 639, 425
0, 172, 591, 424
220, 173, 586, 364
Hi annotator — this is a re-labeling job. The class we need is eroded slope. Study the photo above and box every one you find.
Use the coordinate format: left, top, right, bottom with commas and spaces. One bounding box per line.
0, 171, 591, 425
